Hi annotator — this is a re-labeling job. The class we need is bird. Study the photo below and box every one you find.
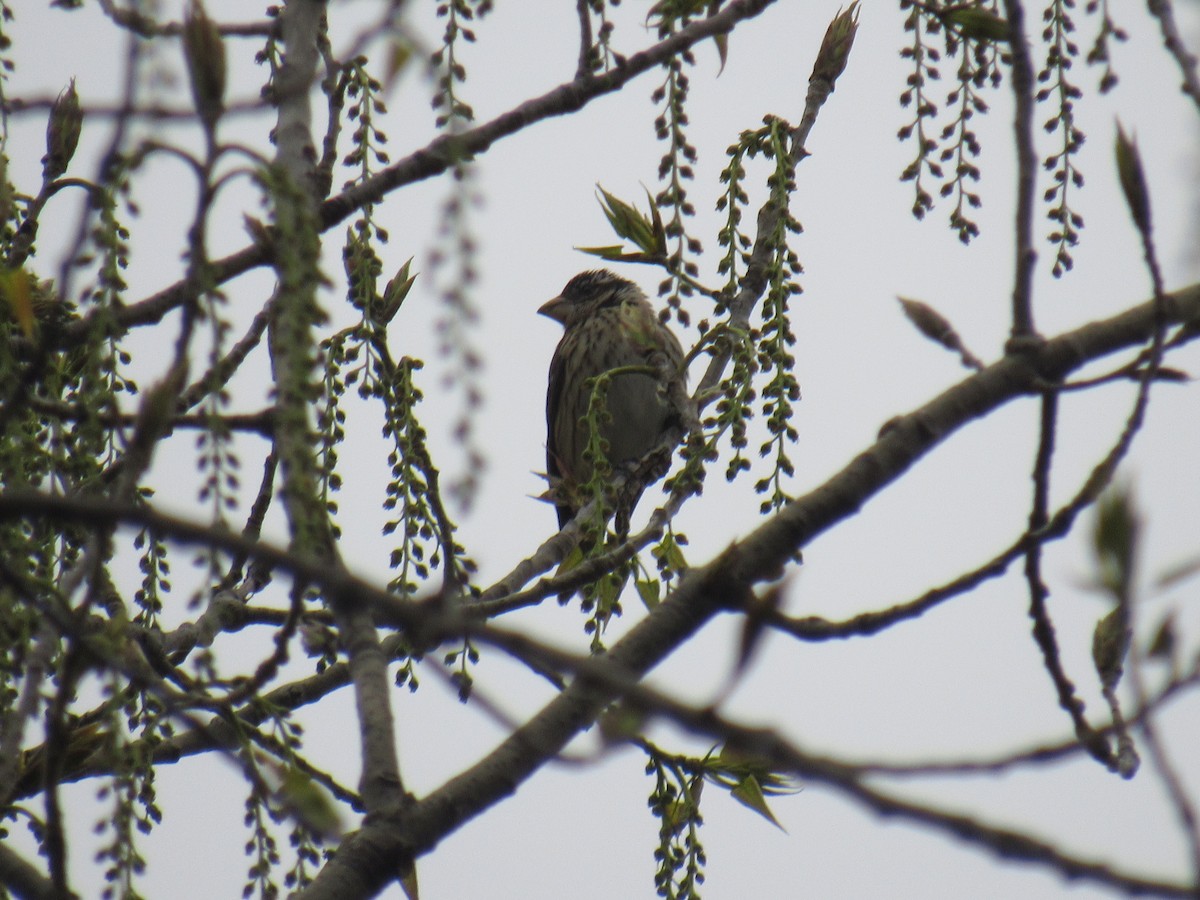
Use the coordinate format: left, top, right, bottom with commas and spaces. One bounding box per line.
540, 269, 686, 535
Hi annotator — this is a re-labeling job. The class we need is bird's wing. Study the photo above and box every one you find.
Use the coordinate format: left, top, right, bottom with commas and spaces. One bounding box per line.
545, 337, 573, 528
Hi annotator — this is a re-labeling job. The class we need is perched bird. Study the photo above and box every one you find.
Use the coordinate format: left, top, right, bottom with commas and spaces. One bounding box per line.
540, 269, 686, 533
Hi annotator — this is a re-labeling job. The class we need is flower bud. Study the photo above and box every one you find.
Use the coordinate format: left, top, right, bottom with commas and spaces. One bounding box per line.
43, 80, 83, 180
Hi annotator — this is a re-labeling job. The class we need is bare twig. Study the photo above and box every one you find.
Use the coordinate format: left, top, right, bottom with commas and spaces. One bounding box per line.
1145, 0, 1200, 113
1001, 0, 1039, 342
575, 0, 595, 80
97, 0, 271, 38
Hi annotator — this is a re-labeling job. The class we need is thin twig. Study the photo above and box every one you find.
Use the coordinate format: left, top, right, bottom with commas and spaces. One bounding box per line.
575, 0, 595, 80
1023, 393, 1123, 770
1145, 0, 1200, 113
1001, 0, 1039, 342
97, 0, 271, 38
34, 1, 779, 363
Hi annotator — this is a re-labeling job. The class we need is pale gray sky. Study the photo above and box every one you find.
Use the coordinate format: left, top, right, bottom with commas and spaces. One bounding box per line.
7, 1, 1200, 897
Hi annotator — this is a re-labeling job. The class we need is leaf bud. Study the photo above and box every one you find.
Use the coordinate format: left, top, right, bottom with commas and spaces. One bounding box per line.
43, 79, 83, 180
810, 2, 860, 88
184, 0, 227, 130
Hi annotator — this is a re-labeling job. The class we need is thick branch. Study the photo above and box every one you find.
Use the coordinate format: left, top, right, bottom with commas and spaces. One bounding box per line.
0, 843, 60, 900
297, 284, 1200, 894
4, 288, 1197, 614
2, 282, 1197, 830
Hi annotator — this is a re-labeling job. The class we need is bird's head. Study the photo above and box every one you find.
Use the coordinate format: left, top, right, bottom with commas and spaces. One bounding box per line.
538, 270, 641, 327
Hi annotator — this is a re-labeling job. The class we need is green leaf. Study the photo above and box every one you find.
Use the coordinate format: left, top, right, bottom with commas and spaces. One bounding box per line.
593, 185, 666, 260
941, 5, 1009, 43
1092, 485, 1139, 600
714, 31, 729, 75
714, 744, 802, 795
278, 766, 344, 839
0, 266, 36, 337
653, 533, 689, 572
595, 571, 622, 612
384, 39, 415, 92
556, 543, 584, 577
730, 774, 786, 831
1146, 612, 1177, 667
635, 577, 661, 610
576, 244, 644, 262
399, 861, 420, 900
598, 702, 646, 743
380, 257, 417, 323
662, 780, 703, 834
646, 0, 712, 30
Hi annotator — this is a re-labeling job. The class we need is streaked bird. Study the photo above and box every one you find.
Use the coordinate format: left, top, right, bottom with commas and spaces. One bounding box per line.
540, 269, 686, 533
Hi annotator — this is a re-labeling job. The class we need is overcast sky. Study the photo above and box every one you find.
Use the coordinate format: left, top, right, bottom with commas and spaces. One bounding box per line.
7, 1, 1200, 897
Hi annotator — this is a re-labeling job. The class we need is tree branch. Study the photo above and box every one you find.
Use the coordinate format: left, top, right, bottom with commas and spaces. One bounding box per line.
296, 281, 1200, 895
0, 842, 61, 900
318, 0, 777, 229
46, 0, 778, 363
1145, 0, 1200, 113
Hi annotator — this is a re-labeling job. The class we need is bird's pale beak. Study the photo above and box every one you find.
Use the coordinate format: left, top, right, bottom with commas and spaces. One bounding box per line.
538, 294, 569, 324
